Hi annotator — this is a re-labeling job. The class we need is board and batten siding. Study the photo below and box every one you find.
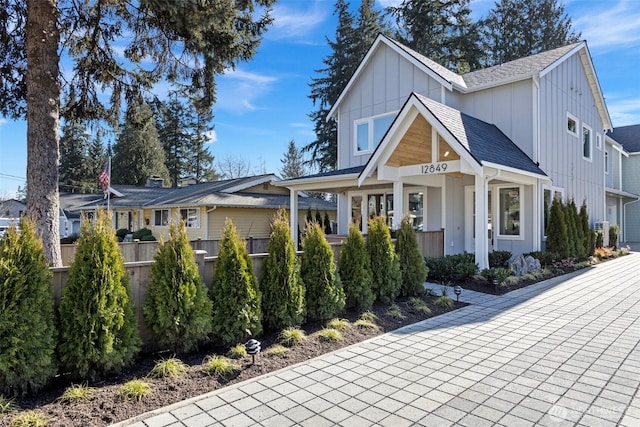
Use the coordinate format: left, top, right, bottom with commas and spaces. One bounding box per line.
538, 53, 606, 224
622, 154, 640, 242
337, 43, 445, 170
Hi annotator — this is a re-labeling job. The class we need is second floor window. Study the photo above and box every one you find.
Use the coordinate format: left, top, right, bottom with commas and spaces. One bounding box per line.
583, 125, 592, 160
354, 112, 396, 154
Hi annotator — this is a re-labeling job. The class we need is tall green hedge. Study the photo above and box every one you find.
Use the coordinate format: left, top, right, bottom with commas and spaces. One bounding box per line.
300, 221, 345, 321
339, 221, 374, 312
0, 220, 57, 396
143, 221, 212, 353
546, 197, 569, 259
260, 210, 305, 331
367, 216, 401, 304
58, 209, 141, 380
395, 216, 428, 297
210, 219, 262, 346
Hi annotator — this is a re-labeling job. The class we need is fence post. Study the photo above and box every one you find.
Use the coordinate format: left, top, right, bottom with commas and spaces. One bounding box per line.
194, 250, 207, 281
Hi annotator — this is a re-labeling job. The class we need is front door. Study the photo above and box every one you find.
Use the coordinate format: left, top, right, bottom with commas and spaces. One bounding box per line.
465, 187, 493, 253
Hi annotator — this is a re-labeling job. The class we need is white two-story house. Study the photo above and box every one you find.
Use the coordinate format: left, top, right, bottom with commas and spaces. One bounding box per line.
276, 34, 612, 269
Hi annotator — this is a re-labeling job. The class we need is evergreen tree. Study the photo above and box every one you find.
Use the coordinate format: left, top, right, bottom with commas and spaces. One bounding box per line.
565, 199, 579, 258
58, 209, 141, 380
367, 216, 401, 303
388, 0, 483, 72
86, 130, 108, 191
0, 220, 57, 396
324, 212, 333, 235
143, 221, 213, 353
153, 95, 192, 187
546, 197, 569, 259
579, 201, 591, 258
189, 109, 217, 182
396, 215, 428, 297
59, 118, 90, 193
306, 207, 314, 224
300, 221, 345, 321
339, 221, 374, 312
280, 140, 307, 179
260, 210, 305, 331
481, 0, 580, 66
210, 219, 262, 346
112, 102, 171, 186
315, 209, 323, 225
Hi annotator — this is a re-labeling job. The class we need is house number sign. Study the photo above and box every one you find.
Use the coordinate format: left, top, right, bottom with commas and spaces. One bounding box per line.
421, 162, 448, 174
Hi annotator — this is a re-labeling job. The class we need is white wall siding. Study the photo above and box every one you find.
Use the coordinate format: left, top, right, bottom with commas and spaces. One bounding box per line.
622, 154, 640, 242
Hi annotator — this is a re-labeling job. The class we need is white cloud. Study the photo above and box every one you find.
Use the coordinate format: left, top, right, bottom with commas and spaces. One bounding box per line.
606, 96, 640, 127
0, 118, 6, 127
572, 0, 640, 49
377, 0, 401, 7
269, 0, 329, 41
204, 129, 217, 144
216, 69, 277, 114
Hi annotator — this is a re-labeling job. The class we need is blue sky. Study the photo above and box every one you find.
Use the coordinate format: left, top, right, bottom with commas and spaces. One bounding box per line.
1, 0, 639, 198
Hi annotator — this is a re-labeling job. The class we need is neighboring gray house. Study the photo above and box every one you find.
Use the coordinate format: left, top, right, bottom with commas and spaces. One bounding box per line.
276, 34, 613, 269
607, 125, 640, 242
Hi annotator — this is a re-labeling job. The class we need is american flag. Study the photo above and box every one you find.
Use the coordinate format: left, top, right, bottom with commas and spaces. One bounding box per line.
98, 159, 110, 193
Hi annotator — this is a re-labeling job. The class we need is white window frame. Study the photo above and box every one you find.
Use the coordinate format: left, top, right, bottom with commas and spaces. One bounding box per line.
567, 112, 579, 137
180, 208, 200, 228
495, 185, 524, 240
353, 112, 396, 155
153, 209, 170, 227
582, 124, 592, 161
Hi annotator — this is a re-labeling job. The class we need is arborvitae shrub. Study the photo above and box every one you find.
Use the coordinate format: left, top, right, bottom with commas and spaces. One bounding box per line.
339, 222, 374, 312
546, 197, 569, 259
610, 225, 619, 249
260, 210, 304, 331
579, 201, 591, 258
323, 212, 332, 234
367, 216, 401, 304
300, 221, 345, 321
143, 221, 212, 353
595, 230, 604, 248
210, 219, 262, 346
306, 207, 313, 224
0, 220, 57, 396
58, 209, 141, 380
395, 216, 428, 297
315, 209, 322, 225
565, 199, 579, 258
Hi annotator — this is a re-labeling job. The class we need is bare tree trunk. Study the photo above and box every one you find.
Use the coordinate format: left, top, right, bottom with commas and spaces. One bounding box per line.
26, 0, 62, 266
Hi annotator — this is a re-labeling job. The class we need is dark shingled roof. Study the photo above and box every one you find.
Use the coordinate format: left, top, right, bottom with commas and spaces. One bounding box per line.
608, 125, 640, 153
415, 94, 546, 176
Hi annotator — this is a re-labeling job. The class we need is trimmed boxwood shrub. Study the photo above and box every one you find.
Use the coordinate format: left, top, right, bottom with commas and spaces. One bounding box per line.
132, 228, 153, 240
300, 221, 345, 321
210, 219, 262, 347
58, 209, 141, 381
260, 210, 305, 331
367, 216, 401, 304
489, 251, 511, 268
425, 252, 476, 283
339, 221, 374, 312
116, 228, 129, 240
0, 220, 57, 396
143, 221, 212, 353
395, 216, 428, 297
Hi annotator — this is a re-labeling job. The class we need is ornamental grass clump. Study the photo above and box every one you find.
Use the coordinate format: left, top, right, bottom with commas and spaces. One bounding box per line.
408, 297, 431, 315
210, 219, 262, 347
396, 216, 428, 297
202, 356, 239, 380
0, 220, 57, 396
58, 209, 141, 381
338, 222, 374, 312
227, 344, 248, 360
260, 209, 304, 331
326, 318, 350, 330
148, 358, 188, 379
143, 221, 212, 353
0, 395, 19, 414
316, 328, 343, 342
118, 379, 151, 402
58, 384, 96, 403
367, 216, 401, 304
277, 327, 307, 347
385, 304, 406, 320
300, 221, 345, 321
8, 410, 49, 427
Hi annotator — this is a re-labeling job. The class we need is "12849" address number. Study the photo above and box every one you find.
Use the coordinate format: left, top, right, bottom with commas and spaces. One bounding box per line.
421, 162, 448, 174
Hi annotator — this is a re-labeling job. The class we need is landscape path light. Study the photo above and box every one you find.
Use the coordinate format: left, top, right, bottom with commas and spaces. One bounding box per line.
454, 285, 462, 303
245, 339, 261, 366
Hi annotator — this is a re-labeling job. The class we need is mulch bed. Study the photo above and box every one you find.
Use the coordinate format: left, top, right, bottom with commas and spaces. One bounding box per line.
1, 295, 466, 427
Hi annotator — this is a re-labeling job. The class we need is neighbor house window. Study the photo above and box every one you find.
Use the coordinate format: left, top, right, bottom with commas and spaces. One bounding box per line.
180, 208, 200, 228
498, 187, 521, 237
583, 125, 592, 160
354, 112, 396, 154
567, 113, 578, 137
153, 209, 169, 226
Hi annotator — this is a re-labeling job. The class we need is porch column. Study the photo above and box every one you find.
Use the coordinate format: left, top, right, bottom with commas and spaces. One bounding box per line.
474, 174, 489, 269
393, 181, 404, 229
290, 189, 299, 248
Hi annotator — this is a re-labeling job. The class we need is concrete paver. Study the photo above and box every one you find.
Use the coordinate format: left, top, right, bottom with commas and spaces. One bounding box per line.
112, 252, 640, 427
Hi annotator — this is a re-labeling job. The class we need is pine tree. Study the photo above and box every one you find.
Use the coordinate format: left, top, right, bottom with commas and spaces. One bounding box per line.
86, 130, 108, 191
189, 109, 217, 182
367, 216, 401, 303
153, 95, 192, 187
113, 102, 171, 186
0, 220, 57, 396
306, 207, 314, 224
143, 221, 213, 353
396, 215, 428, 297
280, 140, 307, 179
546, 197, 569, 259
481, 0, 581, 66
339, 221, 374, 312
260, 210, 305, 331
315, 209, 323, 225
58, 209, 141, 380
59, 117, 90, 193
324, 212, 333, 235
579, 201, 591, 258
388, 0, 483, 72
300, 221, 345, 321
565, 199, 579, 258
210, 219, 262, 346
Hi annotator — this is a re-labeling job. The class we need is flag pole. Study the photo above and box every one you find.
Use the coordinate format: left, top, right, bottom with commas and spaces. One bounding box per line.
107, 156, 111, 211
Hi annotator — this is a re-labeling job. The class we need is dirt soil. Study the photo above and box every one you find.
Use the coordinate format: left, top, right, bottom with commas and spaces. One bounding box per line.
1, 295, 466, 427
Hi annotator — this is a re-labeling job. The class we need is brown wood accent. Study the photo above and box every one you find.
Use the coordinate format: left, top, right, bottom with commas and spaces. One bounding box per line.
438, 135, 461, 161
386, 115, 433, 167
416, 229, 444, 258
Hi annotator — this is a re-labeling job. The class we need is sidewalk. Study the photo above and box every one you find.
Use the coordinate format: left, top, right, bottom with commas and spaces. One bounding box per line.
114, 253, 640, 426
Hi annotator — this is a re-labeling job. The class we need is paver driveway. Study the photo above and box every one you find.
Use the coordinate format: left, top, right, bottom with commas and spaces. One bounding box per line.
116, 252, 640, 427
